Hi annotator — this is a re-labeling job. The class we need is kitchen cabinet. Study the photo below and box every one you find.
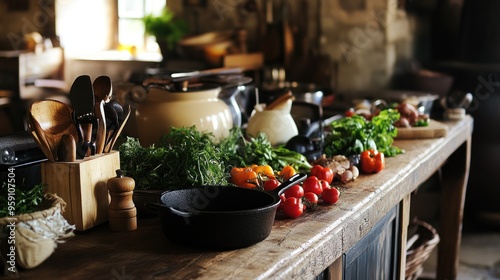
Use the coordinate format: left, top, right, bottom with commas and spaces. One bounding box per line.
11, 116, 473, 280
0, 47, 64, 100
0, 47, 65, 132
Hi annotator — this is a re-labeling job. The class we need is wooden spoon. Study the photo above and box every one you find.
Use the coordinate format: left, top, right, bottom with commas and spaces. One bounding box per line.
95, 100, 106, 154
57, 134, 77, 162
30, 100, 79, 161
93, 75, 112, 103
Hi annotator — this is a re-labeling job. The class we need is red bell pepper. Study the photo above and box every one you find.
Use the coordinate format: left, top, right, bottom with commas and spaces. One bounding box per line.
360, 150, 385, 173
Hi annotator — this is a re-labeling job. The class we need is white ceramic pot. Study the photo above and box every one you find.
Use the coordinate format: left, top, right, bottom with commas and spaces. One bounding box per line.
135, 84, 233, 147
246, 100, 298, 146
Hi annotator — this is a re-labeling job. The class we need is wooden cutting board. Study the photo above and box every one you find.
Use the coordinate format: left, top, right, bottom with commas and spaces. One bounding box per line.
395, 119, 448, 139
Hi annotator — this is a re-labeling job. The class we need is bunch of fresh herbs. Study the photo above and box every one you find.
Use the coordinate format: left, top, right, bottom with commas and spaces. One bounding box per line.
323, 109, 404, 157
0, 182, 44, 217
119, 126, 227, 190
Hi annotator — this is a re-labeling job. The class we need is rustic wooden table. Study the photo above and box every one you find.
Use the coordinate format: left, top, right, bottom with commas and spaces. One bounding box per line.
15, 116, 473, 280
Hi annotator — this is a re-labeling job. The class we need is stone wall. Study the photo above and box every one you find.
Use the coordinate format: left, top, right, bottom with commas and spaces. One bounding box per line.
172, 0, 415, 93
0, 0, 416, 93
322, 0, 413, 91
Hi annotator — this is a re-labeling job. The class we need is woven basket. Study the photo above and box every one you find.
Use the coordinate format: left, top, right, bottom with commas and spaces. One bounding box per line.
1, 193, 75, 272
405, 219, 440, 280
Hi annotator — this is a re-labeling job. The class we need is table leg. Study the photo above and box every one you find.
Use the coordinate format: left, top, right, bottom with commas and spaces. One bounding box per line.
399, 194, 411, 280
437, 138, 471, 279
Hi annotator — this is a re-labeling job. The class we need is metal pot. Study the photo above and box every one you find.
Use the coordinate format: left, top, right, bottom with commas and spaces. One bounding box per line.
149, 173, 307, 249
201, 75, 253, 128
260, 82, 326, 106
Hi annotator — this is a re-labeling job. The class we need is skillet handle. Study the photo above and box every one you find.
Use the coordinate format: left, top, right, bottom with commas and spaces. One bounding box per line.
273, 173, 308, 197
145, 202, 161, 211
145, 202, 194, 218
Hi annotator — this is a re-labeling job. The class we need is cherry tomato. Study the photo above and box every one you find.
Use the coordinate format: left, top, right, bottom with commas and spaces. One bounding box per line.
310, 165, 334, 184
303, 192, 319, 210
284, 184, 304, 198
322, 186, 340, 205
302, 176, 323, 195
263, 178, 280, 191
282, 197, 304, 218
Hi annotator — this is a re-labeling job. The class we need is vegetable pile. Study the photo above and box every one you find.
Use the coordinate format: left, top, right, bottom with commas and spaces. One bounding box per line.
323, 109, 404, 158
119, 126, 311, 190
120, 108, 407, 218
277, 166, 341, 219
393, 103, 429, 128
228, 163, 341, 219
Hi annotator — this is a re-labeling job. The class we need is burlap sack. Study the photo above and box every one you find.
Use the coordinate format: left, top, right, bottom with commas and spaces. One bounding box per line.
1, 193, 75, 271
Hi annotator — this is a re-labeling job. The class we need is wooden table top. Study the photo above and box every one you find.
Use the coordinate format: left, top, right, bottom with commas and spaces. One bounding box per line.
15, 116, 474, 280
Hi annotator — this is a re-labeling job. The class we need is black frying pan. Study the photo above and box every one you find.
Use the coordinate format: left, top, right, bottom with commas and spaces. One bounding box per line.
149, 173, 307, 250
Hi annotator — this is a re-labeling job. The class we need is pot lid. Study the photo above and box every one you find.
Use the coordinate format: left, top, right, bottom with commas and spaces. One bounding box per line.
168, 82, 221, 93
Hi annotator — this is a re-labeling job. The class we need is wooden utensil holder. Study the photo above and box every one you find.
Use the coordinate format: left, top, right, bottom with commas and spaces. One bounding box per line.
41, 151, 120, 231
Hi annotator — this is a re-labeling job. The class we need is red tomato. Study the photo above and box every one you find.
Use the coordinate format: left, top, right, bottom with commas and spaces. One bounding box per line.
282, 197, 304, 219
303, 192, 319, 210
302, 176, 323, 195
284, 184, 304, 198
263, 178, 280, 191
310, 165, 334, 184
322, 186, 340, 205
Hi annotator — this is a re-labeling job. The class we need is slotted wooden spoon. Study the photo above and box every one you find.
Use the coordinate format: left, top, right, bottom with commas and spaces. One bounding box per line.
30, 100, 79, 161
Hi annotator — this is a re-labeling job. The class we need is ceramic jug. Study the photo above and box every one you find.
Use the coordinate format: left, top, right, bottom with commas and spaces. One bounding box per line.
246, 99, 298, 146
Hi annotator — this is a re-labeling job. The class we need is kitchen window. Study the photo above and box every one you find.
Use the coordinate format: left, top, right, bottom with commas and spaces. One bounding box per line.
117, 0, 167, 53
56, 0, 166, 58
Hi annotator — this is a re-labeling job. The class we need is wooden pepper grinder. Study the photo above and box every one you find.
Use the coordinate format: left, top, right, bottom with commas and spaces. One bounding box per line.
107, 169, 137, 231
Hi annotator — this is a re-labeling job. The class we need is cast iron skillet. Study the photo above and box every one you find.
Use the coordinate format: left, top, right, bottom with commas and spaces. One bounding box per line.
149, 173, 307, 250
